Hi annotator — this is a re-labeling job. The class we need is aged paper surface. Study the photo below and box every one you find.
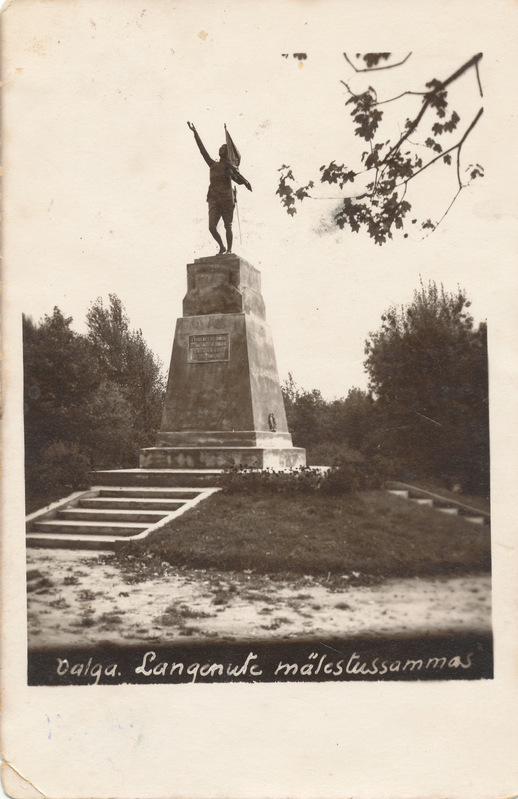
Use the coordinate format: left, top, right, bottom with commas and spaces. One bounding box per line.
1, 0, 518, 797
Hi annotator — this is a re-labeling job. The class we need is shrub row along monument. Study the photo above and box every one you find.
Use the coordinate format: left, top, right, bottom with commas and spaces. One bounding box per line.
140, 124, 306, 470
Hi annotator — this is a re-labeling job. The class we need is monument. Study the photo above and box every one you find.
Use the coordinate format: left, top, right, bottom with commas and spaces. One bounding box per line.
140, 124, 305, 470
140, 253, 306, 469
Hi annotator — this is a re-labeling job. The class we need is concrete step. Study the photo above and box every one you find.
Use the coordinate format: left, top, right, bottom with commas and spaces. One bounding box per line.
93, 486, 200, 499
463, 515, 486, 525
58, 508, 168, 523
33, 520, 149, 536
386, 481, 490, 526
91, 469, 226, 488
26, 533, 121, 551
79, 497, 187, 511
27, 484, 221, 550
386, 481, 490, 527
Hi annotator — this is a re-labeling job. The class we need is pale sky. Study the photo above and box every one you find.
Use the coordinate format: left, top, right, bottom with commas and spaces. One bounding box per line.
2, 1, 516, 398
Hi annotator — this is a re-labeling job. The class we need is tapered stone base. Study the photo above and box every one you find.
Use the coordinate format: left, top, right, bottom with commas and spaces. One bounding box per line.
147, 254, 306, 471
140, 446, 307, 470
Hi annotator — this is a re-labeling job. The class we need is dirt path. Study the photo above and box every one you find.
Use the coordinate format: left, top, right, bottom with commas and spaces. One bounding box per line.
27, 549, 491, 649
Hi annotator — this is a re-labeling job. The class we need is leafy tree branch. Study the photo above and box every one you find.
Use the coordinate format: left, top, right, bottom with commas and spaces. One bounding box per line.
277, 53, 484, 244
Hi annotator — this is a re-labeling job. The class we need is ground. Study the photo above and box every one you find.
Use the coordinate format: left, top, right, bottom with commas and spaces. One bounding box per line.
27, 548, 491, 649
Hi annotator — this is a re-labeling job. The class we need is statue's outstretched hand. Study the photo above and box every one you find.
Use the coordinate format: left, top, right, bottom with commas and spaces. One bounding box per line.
187, 121, 196, 133
245, 180, 252, 192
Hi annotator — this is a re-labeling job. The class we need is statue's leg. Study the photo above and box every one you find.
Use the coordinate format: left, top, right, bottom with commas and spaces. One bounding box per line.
222, 205, 234, 254
208, 203, 225, 254
225, 224, 233, 254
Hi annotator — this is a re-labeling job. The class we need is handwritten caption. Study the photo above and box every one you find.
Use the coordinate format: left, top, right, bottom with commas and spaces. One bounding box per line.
54, 648, 474, 685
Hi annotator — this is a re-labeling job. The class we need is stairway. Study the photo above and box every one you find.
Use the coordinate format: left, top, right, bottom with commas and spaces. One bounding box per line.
26, 475, 222, 551
386, 482, 490, 526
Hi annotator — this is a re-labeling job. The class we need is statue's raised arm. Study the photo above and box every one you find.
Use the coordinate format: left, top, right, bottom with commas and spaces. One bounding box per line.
188, 122, 252, 255
187, 121, 214, 167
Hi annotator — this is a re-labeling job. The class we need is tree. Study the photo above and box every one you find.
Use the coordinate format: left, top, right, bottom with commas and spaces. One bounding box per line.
23, 297, 166, 509
282, 373, 329, 450
277, 53, 484, 244
86, 294, 165, 462
363, 280, 489, 492
282, 375, 375, 464
23, 308, 101, 450
333, 387, 375, 452
23, 308, 102, 506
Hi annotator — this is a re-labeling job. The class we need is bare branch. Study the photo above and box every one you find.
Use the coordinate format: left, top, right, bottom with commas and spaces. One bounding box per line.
374, 90, 428, 106
339, 80, 355, 97
343, 52, 412, 72
420, 187, 462, 240
475, 60, 483, 97
456, 146, 462, 190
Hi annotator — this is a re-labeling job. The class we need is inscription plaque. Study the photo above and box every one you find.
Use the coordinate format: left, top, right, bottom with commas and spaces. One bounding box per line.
188, 333, 230, 363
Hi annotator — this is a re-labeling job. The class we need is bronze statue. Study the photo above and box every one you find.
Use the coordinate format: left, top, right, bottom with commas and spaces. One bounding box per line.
187, 122, 252, 254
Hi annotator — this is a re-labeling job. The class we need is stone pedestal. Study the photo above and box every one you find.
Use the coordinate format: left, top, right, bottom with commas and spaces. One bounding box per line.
140, 254, 306, 469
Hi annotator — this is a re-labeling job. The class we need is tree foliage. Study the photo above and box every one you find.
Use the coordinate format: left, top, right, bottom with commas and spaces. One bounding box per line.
23, 297, 165, 509
282, 374, 330, 450
363, 280, 489, 492
282, 374, 375, 464
86, 294, 165, 458
23, 308, 100, 471
277, 53, 484, 244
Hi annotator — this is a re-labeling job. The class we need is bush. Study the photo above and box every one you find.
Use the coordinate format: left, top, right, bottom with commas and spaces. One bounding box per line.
224, 466, 325, 495
29, 440, 90, 504
320, 458, 385, 494
224, 456, 389, 497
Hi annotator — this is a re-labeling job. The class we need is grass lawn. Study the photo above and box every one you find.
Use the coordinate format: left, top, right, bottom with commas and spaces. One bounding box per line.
117, 489, 491, 580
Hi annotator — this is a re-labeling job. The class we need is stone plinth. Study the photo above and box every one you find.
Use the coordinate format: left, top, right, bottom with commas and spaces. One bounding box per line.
140, 254, 306, 470
183, 255, 266, 318
140, 447, 306, 470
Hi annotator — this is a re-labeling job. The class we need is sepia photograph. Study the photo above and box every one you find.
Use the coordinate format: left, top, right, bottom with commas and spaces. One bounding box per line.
2, 1, 517, 797
21, 42, 491, 684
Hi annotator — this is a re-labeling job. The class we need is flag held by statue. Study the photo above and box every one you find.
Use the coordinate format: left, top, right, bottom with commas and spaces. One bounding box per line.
224, 124, 241, 168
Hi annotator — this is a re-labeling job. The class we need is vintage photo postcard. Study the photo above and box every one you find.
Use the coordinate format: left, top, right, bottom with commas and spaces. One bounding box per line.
2, 0, 518, 797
